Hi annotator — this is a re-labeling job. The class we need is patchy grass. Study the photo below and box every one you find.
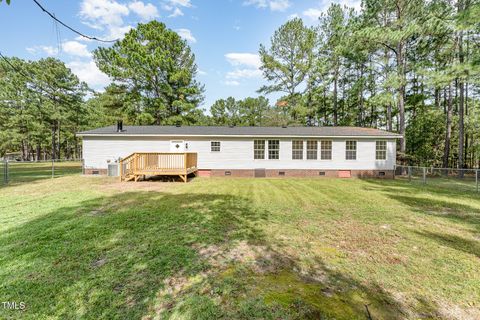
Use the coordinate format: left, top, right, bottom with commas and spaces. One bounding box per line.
0, 176, 479, 319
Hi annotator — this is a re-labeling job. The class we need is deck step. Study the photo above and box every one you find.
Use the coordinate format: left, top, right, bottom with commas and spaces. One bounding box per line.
124, 174, 135, 182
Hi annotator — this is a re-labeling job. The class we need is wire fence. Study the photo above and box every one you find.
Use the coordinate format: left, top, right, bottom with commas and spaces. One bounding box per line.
395, 165, 479, 193
1, 159, 84, 186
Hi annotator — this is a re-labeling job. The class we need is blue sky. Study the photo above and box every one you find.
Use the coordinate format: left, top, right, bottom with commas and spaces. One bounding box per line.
0, 0, 360, 111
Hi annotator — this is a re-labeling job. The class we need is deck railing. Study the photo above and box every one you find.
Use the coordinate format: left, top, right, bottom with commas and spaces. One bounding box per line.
119, 152, 197, 182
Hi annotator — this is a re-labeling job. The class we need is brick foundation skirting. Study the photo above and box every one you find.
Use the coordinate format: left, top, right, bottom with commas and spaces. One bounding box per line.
84, 168, 394, 179
83, 168, 108, 175
207, 169, 394, 179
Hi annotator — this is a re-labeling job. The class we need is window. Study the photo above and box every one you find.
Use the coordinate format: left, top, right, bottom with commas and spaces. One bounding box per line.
320, 140, 332, 160
211, 141, 221, 152
268, 140, 280, 160
376, 141, 387, 160
292, 140, 303, 160
254, 140, 265, 159
307, 140, 318, 160
346, 141, 357, 160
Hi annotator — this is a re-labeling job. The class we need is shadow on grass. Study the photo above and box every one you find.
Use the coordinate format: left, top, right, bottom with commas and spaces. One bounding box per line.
362, 179, 480, 231
363, 178, 480, 201
0, 188, 442, 319
414, 230, 480, 259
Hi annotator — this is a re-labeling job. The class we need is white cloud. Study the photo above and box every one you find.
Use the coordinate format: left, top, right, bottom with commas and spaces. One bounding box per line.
67, 60, 110, 90
302, 0, 362, 20
225, 80, 240, 86
168, 0, 192, 7
224, 53, 262, 85
108, 25, 133, 39
26, 45, 58, 56
269, 0, 290, 11
303, 8, 322, 20
226, 69, 262, 80
80, 0, 129, 29
287, 13, 299, 20
244, 0, 291, 12
62, 41, 91, 57
79, 0, 131, 40
169, 7, 184, 17
225, 53, 261, 69
162, 0, 191, 17
128, 1, 159, 20
176, 28, 196, 43
340, 0, 362, 10
198, 69, 207, 76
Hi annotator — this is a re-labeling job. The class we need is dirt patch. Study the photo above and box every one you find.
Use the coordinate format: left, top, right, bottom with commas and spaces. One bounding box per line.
437, 303, 480, 320
193, 241, 292, 274
91, 257, 107, 268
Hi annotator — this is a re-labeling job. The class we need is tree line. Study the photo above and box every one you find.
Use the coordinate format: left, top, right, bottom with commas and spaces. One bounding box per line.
0, 0, 479, 168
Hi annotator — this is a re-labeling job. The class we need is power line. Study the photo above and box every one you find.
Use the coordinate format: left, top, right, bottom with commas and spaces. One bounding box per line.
31, 0, 118, 43
0, 51, 83, 108
0, 51, 32, 80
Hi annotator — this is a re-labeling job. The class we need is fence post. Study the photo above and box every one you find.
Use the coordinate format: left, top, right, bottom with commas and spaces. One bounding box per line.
408, 166, 412, 182
51, 158, 55, 179
422, 167, 426, 184
3, 159, 8, 185
476, 169, 479, 193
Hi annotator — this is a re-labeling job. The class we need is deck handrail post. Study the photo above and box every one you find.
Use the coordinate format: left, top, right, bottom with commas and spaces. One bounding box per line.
184, 153, 188, 174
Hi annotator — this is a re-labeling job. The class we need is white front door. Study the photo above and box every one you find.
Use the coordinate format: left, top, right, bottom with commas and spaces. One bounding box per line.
170, 140, 185, 152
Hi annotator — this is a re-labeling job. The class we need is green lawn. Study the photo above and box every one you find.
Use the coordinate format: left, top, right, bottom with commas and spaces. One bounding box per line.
0, 176, 479, 319
1, 161, 82, 185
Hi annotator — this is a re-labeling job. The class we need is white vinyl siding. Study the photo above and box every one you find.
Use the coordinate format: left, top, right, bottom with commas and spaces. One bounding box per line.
82, 137, 397, 170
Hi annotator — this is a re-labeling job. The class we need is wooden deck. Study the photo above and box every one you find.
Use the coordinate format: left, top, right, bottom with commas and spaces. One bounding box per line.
119, 152, 198, 182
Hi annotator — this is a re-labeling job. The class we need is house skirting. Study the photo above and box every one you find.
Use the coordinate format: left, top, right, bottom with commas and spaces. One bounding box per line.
199, 169, 395, 179
84, 168, 108, 175
83, 168, 394, 179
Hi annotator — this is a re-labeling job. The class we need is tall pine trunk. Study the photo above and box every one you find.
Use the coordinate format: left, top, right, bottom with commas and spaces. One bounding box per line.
396, 41, 406, 154
333, 67, 338, 126
443, 84, 453, 169
458, 30, 465, 176
457, 1, 465, 176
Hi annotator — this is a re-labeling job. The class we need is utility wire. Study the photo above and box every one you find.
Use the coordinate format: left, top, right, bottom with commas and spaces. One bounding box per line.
0, 51, 32, 80
0, 51, 81, 109
32, 0, 118, 43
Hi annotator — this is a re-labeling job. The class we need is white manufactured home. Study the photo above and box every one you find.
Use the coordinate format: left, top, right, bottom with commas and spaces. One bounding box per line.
77, 124, 401, 181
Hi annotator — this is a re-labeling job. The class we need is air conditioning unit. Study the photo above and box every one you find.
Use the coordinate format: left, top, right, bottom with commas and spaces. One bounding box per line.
108, 163, 119, 177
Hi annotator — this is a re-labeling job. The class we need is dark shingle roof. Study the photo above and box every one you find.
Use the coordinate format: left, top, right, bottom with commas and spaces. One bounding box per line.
78, 125, 401, 138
